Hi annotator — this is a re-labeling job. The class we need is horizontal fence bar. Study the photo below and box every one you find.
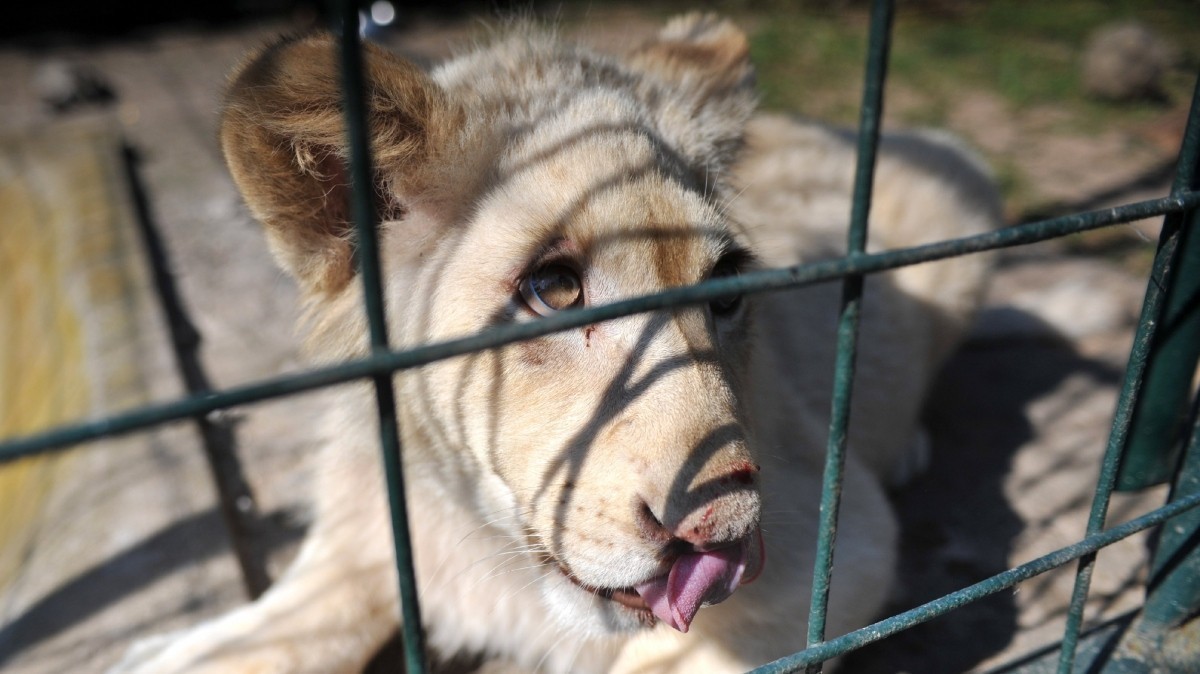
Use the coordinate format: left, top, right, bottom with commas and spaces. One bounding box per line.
747, 489, 1200, 673
1, 191, 1197, 462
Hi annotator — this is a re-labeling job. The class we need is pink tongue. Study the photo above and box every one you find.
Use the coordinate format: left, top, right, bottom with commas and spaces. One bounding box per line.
634, 544, 747, 633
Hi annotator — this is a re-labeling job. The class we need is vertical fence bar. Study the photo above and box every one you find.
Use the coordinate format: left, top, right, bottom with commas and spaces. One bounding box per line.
804, 1, 894, 671
1057, 75, 1200, 673
336, 3, 428, 672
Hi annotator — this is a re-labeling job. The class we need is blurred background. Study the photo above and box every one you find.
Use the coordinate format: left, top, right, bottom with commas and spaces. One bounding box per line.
1, 1, 1198, 672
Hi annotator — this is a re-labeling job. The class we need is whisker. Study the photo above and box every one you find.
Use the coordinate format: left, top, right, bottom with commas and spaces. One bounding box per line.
494, 568, 556, 607
477, 559, 553, 586
533, 625, 574, 673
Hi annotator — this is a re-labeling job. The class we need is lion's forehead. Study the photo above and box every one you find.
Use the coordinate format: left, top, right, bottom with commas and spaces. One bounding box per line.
472, 155, 728, 297
432, 40, 733, 297
436, 36, 640, 121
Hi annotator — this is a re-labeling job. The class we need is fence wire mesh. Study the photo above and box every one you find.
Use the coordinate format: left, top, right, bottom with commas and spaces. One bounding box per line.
1, 0, 1199, 672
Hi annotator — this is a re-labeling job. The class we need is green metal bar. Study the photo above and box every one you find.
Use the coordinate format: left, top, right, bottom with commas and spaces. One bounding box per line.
336, 4, 428, 672
1056, 76, 1200, 674
986, 612, 1138, 674
0, 12, 1193, 671
1140, 390, 1200, 631
748, 491, 1200, 673
121, 145, 270, 599
2, 193, 1196, 463
805, 1, 893, 669
1119, 74, 1200, 490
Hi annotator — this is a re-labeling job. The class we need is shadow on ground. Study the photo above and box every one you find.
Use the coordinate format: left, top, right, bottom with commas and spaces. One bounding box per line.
0, 508, 304, 667
844, 312, 1123, 674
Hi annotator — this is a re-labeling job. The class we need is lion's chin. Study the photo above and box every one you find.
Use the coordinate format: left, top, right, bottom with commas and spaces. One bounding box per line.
536, 565, 658, 636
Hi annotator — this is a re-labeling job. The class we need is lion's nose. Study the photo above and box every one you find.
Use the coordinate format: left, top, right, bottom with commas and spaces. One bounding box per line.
636, 462, 761, 552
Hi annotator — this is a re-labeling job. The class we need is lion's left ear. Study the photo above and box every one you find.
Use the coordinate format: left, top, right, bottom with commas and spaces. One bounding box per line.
627, 13, 757, 177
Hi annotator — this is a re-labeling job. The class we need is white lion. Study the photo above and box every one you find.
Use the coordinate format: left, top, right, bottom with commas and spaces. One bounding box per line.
111, 14, 998, 674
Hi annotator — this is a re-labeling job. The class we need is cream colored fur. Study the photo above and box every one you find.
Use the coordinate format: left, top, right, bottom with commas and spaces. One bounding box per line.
108, 14, 999, 674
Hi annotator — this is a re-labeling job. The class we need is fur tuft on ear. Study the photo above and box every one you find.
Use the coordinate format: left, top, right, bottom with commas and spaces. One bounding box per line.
627, 13, 757, 177
220, 32, 459, 297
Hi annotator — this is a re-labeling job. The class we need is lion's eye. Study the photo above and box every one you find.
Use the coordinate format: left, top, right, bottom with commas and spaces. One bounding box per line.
709, 255, 742, 316
519, 263, 584, 316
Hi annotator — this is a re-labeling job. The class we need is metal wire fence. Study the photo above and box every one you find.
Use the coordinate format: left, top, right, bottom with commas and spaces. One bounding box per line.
2, 0, 1199, 672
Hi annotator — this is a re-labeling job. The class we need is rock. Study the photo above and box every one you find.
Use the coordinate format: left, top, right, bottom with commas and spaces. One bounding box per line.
1081, 22, 1173, 102
32, 60, 116, 113
973, 257, 1141, 342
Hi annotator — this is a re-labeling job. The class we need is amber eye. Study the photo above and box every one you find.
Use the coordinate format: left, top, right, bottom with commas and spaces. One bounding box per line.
519, 263, 584, 316
709, 255, 742, 316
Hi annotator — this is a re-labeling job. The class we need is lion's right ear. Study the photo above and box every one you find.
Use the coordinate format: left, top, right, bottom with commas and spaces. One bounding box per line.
220, 33, 458, 297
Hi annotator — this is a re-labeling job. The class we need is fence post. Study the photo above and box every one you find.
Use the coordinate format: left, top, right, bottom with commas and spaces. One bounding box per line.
1057, 74, 1200, 674
1118, 77, 1200, 491
1096, 75, 1200, 674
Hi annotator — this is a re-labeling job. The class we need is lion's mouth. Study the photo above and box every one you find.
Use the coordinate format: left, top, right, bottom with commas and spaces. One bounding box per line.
558, 568, 651, 612
552, 527, 765, 633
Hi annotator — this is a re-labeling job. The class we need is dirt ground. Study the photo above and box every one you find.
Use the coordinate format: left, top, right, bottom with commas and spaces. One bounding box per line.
0, 7, 1194, 674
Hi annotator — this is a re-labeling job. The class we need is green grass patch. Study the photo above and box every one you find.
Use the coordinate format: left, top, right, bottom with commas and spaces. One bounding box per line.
749, 12, 868, 123
736, 0, 1200, 129
551, 0, 1199, 222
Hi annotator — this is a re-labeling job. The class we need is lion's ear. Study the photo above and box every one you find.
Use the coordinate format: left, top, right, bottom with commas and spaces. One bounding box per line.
220, 33, 457, 297
627, 14, 757, 175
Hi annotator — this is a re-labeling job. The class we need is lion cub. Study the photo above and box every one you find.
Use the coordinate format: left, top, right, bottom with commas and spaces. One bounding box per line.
110, 14, 998, 674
